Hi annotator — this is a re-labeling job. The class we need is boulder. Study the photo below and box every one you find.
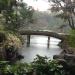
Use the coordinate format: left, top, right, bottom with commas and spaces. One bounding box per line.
53, 54, 75, 66
53, 55, 64, 59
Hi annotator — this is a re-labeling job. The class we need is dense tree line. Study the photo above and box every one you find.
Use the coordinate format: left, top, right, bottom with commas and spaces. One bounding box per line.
50, 0, 75, 30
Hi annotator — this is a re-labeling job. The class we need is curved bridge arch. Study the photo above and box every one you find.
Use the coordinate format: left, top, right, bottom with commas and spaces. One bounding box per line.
19, 30, 67, 40
19, 30, 68, 47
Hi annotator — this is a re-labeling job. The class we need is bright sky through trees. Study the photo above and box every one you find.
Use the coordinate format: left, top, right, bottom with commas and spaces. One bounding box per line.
23, 0, 50, 11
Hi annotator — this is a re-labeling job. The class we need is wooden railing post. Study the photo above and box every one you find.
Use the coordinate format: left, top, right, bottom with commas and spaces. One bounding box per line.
47, 36, 50, 48
27, 35, 31, 47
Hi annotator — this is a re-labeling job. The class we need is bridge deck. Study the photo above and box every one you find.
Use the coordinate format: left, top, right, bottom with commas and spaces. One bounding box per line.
19, 30, 69, 40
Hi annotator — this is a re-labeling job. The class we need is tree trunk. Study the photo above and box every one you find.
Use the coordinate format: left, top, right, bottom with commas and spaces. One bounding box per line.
67, 16, 75, 30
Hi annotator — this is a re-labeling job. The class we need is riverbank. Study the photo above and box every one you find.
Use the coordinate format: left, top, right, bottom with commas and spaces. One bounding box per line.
58, 40, 75, 54
53, 40, 75, 70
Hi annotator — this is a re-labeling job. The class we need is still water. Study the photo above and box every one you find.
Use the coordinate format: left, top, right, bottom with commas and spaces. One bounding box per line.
19, 35, 62, 63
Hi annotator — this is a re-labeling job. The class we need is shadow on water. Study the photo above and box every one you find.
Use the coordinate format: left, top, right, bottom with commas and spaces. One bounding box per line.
19, 35, 62, 63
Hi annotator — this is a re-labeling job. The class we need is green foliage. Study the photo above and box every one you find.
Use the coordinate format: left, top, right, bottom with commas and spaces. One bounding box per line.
10, 63, 33, 75
0, 0, 34, 58
0, 55, 65, 75
17, 2, 34, 26
0, 61, 33, 75
67, 30, 75, 47
0, 0, 16, 12
0, 0, 34, 31
32, 55, 64, 75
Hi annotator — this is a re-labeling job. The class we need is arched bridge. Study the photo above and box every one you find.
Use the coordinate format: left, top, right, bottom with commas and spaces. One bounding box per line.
19, 30, 68, 48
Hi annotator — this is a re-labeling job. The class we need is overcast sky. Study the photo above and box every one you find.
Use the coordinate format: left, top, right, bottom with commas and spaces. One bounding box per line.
23, 0, 50, 11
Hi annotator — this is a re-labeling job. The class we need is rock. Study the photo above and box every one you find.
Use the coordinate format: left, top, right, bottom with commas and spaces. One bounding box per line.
53, 54, 75, 75
17, 54, 24, 60
64, 54, 75, 59
67, 47, 75, 54
53, 55, 64, 59
57, 59, 67, 66
53, 46, 75, 75
64, 54, 75, 65
53, 54, 75, 66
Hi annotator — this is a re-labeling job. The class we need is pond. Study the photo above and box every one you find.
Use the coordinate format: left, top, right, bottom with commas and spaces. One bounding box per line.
19, 35, 62, 63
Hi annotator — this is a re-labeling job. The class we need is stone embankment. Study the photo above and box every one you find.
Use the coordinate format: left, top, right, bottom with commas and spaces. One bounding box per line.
54, 40, 75, 75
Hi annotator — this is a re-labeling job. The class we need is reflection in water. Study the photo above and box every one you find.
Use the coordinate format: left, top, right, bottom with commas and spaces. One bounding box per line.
19, 35, 62, 63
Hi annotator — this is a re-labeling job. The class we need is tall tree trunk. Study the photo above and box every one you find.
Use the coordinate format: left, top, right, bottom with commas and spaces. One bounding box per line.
71, 16, 75, 29
67, 16, 75, 30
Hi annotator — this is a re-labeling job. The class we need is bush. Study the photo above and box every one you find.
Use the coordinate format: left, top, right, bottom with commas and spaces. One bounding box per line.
67, 30, 75, 47
1, 55, 72, 75
0, 61, 33, 75
0, 30, 22, 61
32, 55, 64, 75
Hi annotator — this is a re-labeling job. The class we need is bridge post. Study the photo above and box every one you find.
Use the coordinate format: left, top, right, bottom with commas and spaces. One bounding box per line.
27, 35, 31, 47
47, 36, 50, 48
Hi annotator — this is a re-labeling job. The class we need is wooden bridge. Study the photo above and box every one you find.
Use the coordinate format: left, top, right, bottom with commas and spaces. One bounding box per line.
19, 30, 68, 48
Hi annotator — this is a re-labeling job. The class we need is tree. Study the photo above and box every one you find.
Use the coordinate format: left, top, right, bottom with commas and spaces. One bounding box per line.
0, 0, 34, 31
17, 2, 34, 28
50, 0, 75, 30
0, 0, 34, 60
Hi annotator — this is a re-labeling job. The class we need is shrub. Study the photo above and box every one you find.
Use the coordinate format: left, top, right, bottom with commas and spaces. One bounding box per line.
67, 30, 75, 47
0, 55, 68, 75
32, 55, 64, 75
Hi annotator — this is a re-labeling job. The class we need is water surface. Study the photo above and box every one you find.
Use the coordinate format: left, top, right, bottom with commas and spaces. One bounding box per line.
19, 35, 62, 62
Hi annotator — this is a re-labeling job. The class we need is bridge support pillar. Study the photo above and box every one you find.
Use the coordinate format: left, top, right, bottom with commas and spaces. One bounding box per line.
47, 36, 50, 48
27, 35, 31, 47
